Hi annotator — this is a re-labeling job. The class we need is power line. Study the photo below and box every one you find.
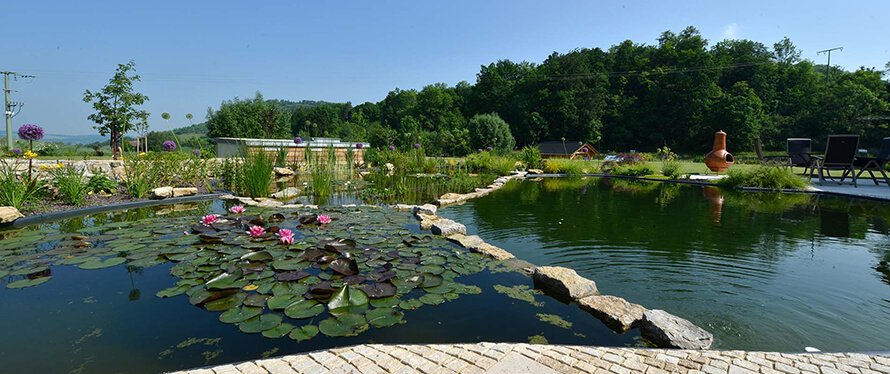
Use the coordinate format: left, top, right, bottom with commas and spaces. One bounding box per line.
816, 47, 843, 84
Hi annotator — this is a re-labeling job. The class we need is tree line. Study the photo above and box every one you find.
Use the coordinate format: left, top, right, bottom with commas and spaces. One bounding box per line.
205, 26, 890, 155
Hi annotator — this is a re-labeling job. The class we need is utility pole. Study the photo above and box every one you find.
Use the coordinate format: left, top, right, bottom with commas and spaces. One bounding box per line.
2, 71, 36, 149
816, 47, 843, 84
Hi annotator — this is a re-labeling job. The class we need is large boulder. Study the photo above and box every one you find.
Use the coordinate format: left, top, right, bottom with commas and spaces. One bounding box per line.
172, 187, 198, 197
271, 187, 300, 199
273, 167, 294, 176
533, 266, 598, 300
149, 186, 174, 200
0, 206, 24, 223
579, 295, 646, 332
639, 309, 714, 349
528, 169, 544, 175
430, 219, 466, 236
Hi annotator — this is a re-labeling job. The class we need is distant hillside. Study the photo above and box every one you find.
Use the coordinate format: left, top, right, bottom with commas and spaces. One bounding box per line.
0, 131, 106, 145
172, 123, 207, 135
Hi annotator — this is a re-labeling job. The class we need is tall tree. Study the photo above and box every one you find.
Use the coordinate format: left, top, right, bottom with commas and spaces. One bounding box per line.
83, 60, 150, 160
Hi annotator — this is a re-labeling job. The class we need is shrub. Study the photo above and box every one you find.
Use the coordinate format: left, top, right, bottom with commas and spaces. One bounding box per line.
48, 163, 87, 206
466, 151, 517, 175
467, 113, 516, 153
519, 146, 543, 170
661, 160, 682, 179
718, 166, 808, 189
543, 159, 595, 175
610, 163, 655, 177
86, 170, 118, 194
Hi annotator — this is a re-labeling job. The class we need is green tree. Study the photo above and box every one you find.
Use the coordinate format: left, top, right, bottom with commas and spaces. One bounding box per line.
206, 92, 291, 139
467, 113, 516, 152
713, 82, 766, 148
83, 60, 150, 160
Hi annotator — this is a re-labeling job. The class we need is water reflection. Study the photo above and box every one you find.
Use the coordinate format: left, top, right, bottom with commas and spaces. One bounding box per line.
439, 177, 890, 351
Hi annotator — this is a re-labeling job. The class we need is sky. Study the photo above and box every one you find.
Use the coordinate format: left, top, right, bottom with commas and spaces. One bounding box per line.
2, 0, 889, 135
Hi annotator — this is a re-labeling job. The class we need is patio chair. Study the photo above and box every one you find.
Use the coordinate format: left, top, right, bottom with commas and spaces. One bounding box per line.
853, 137, 890, 186
787, 138, 816, 175
812, 135, 860, 187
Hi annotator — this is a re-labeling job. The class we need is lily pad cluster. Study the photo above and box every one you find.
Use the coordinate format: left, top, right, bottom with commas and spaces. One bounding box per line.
160, 207, 489, 340
0, 205, 494, 341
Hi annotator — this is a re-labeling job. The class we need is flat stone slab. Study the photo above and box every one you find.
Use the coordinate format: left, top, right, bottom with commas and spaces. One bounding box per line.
430, 218, 466, 236
149, 186, 174, 199
533, 266, 598, 300
413, 203, 437, 215
172, 187, 198, 197
173, 343, 890, 374
447, 234, 515, 260
640, 309, 714, 350
272, 167, 294, 176
578, 295, 646, 332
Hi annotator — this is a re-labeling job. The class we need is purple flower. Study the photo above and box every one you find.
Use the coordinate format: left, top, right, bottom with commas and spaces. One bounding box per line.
192, 149, 201, 157
388, 145, 395, 151
581, 147, 589, 153
486, 146, 493, 152
355, 143, 364, 149
477, 148, 483, 153
17, 124, 44, 141
413, 143, 421, 149
162, 140, 177, 151
11, 147, 22, 155
293, 136, 303, 145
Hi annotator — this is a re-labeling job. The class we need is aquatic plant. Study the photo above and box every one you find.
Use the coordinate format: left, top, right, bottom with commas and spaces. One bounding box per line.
519, 146, 543, 170
201, 214, 219, 226
317, 214, 332, 225
543, 159, 595, 175
238, 149, 274, 198
277, 228, 294, 245
229, 205, 245, 214
248, 225, 265, 237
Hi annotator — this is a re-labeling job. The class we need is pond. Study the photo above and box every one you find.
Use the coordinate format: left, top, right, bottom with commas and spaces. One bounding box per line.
439, 177, 890, 352
0, 200, 636, 373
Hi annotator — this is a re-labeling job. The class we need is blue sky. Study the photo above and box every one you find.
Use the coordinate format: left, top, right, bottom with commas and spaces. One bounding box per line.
3, 0, 889, 135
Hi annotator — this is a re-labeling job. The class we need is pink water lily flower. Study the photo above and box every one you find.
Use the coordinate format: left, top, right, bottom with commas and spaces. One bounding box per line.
277, 228, 295, 245
317, 214, 332, 225
248, 225, 265, 237
201, 214, 219, 226
229, 205, 245, 214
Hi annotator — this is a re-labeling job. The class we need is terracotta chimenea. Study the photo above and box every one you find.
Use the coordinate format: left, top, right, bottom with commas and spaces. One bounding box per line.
704, 130, 734, 172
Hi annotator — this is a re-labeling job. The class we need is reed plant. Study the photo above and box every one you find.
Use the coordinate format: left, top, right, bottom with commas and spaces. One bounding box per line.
47, 163, 87, 206
238, 149, 274, 197
718, 166, 808, 189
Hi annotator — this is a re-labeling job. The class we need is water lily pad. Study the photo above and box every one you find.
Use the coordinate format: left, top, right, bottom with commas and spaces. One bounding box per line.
78, 257, 127, 270
239, 313, 283, 333
416, 265, 445, 275
329, 258, 359, 275
242, 293, 268, 307
6, 276, 52, 289
420, 274, 443, 288
369, 296, 400, 308
206, 272, 244, 290
398, 299, 423, 310
328, 285, 369, 312
204, 292, 246, 311
318, 314, 368, 337
267, 295, 297, 310
419, 293, 445, 305
156, 284, 191, 298
284, 299, 325, 319
261, 322, 295, 338
366, 308, 404, 327
360, 282, 397, 298
219, 306, 262, 323
288, 325, 319, 342
277, 270, 310, 281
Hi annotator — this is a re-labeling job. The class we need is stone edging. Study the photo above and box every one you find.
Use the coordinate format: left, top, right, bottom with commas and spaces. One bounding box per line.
391, 172, 715, 350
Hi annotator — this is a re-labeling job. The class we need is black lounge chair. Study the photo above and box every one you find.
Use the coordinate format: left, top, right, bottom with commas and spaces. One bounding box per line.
812, 135, 860, 187
854, 137, 890, 186
787, 138, 816, 175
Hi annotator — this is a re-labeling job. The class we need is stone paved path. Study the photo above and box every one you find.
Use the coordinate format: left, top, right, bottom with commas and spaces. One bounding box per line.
172, 343, 890, 374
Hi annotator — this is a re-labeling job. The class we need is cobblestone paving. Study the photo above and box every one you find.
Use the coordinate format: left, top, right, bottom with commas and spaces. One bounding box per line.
172, 343, 890, 374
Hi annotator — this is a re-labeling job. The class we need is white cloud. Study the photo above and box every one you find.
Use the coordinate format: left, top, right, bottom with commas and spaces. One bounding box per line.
722, 23, 739, 39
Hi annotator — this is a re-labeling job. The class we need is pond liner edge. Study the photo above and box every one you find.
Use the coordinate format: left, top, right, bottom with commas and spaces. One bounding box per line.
1, 193, 225, 230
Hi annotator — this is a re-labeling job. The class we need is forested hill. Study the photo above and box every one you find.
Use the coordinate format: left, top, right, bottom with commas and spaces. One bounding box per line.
205, 26, 890, 156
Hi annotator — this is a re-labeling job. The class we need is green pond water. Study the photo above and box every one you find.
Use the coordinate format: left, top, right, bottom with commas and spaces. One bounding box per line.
439, 177, 890, 352
0, 201, 637, 373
